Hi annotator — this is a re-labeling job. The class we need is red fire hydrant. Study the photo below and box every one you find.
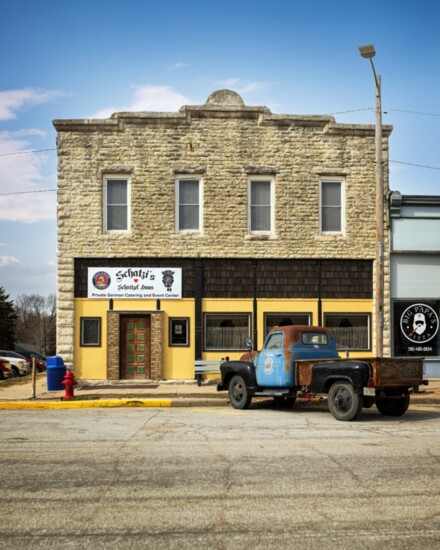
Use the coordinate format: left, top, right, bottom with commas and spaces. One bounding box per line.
62, 370, 77, 399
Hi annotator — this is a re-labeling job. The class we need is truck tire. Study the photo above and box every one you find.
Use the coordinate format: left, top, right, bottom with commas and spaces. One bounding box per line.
375, 395, 410, 417
228, 375, 252, 410
328, 381, 363, 421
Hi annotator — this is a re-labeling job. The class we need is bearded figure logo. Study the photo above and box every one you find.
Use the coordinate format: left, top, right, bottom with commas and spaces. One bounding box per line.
413, 313, 426, 335
162, 270, 175, 292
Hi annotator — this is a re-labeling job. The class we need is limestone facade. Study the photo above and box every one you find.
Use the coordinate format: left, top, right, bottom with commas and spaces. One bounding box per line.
54, 90, 392, 369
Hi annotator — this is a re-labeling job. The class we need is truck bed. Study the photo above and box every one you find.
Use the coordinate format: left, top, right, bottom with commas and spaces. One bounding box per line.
296, 357, 424, 388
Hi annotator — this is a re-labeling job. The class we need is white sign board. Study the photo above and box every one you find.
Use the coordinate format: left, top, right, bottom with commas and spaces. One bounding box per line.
88, 267, 182, 299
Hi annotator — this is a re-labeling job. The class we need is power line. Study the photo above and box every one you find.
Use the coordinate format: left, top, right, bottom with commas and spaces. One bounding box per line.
385, 108, 440, 117
0, 189, 56, 196
389, 160, 440, 171
327, 108, 373, 115
0, 148, 56, 157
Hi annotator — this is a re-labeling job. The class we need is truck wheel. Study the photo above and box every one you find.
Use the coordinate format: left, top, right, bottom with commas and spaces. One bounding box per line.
228, 375, 252, 410
328, 382, 363, 421
376, 395, 410, 417
273, 396, 296, 408
11, 367, 19, 378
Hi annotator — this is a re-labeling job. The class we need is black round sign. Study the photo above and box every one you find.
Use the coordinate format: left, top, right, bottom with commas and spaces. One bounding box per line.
400, 303, 439, 344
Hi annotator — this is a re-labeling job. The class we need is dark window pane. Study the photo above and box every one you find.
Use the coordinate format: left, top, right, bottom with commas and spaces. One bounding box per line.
205, 314, 250, 350
107, 205, 128, 230
179, 180, 200, 230
81, 318, 101, 346
321, 181, 342, 232
107, 180, 127, 203
250, 181, 271, 231
325, 314, 370, 350
170, 319, 189, 346
265, 314, 310, 336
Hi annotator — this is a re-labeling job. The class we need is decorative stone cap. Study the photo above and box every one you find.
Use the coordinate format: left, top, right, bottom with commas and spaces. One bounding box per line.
205, 89, 245, 106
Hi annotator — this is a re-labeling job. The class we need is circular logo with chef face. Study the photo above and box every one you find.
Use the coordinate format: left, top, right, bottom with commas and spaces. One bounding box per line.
264, 358, 274, 375
92, 271, 111, 290
400, 304, 439, 344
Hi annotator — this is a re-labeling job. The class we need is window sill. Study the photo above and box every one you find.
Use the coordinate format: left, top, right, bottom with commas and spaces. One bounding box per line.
245, 233, 278, 241
173, 231, 205, 238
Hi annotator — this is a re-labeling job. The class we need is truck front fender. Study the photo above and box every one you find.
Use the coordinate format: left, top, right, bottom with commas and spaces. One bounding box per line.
218, 361, 258, 394
309, 360, 371, 394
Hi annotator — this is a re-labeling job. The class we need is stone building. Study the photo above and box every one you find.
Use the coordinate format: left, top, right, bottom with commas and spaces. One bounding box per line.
53, 90, 392, 380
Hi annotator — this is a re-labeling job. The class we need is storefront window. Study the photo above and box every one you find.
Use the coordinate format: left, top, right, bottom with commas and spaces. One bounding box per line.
204, 314, 250, 351
169, 318, 189, 347
264, 313, 311, 337
393, 301, 439, 356
324, 314, 370, 351
80, 317, 101, 347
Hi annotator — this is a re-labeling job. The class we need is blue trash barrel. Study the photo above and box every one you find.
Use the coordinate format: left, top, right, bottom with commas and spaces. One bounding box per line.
46, 356, 67, 391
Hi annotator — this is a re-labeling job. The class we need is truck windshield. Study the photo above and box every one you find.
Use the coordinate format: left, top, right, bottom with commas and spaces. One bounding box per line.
301, 333, 328, 346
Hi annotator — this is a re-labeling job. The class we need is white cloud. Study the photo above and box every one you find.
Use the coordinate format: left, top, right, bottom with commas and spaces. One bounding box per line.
0, 88, 63, 120
46, 260, 56, 267
168, 62, 188, 70
89, 85, 193, 118
0, 255, 19, 267
0, 132, 56, 223
215, 78, 269, 95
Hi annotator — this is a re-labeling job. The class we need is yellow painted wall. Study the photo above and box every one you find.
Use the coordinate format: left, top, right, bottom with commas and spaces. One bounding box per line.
74, 299, 108, 379
162, 299, 195, 380
74, 297, 373, 380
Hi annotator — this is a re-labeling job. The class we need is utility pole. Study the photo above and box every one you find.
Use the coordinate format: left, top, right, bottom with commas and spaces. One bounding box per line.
359, 44, 384, 357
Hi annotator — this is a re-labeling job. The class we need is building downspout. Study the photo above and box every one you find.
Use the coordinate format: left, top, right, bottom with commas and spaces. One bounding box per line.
253, 260, 258, 349
317, 260, 322, 326
195, 259, 203, 361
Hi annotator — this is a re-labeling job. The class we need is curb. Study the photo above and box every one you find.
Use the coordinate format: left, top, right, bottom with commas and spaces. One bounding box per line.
0, 398, 230, 410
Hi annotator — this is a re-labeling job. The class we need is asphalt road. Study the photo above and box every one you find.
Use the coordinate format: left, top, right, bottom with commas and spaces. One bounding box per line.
1, 404, 440, 549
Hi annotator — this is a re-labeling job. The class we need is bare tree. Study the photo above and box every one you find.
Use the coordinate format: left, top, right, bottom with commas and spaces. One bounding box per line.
15, 294, 56, 355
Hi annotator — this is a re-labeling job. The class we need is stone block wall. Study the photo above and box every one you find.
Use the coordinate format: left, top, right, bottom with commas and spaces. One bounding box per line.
54, 90, 392, 365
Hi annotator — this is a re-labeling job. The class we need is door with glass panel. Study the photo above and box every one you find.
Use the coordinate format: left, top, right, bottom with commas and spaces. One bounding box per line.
121, 316, 150, 379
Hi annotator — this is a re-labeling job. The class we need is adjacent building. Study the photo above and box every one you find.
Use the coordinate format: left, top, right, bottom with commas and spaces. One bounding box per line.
54, 90, 392, 380
390, 192, 440, 376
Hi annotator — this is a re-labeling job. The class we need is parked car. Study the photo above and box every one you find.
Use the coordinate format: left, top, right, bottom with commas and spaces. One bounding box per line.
0, 359, 14, 380
15, 350, 47, 372
0, 351, 30, 377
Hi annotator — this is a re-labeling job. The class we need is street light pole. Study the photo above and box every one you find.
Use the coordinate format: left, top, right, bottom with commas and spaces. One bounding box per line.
359, 44, 384, 357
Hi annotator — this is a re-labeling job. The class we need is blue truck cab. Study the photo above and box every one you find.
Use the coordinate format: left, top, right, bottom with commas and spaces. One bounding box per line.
255, 326, 339, 388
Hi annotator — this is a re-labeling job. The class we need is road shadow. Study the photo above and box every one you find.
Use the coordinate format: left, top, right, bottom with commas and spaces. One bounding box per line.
253, 398, 440, 423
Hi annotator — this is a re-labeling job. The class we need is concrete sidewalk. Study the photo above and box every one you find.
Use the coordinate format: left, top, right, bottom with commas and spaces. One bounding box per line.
0, 374, 439, 409
0, 375, 228, 409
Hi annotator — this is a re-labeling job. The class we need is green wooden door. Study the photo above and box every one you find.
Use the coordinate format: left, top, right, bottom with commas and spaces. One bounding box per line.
121, 317, 150, 379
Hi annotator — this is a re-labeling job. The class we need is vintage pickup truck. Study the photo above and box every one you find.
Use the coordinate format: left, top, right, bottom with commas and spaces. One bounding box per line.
217, 325, 426, 421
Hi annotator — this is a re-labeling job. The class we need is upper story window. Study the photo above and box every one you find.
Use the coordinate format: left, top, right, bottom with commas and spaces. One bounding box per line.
104, 177, 130, 232
249, 178, 274, 233
176, 178, 202, 232
320, 179, 344, 233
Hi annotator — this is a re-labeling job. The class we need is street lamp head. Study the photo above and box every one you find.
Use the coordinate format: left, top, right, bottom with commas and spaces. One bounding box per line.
359, 44, 376, 59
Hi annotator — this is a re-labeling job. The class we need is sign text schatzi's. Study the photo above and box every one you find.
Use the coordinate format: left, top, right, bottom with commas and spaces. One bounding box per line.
88, 268, 182, 299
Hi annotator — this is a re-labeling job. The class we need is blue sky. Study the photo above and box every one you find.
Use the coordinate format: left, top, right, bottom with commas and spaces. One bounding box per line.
1, 0, 439, 299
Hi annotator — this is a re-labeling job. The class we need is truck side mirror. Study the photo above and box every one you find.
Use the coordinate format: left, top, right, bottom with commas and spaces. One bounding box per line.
245, 337, 252, 351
